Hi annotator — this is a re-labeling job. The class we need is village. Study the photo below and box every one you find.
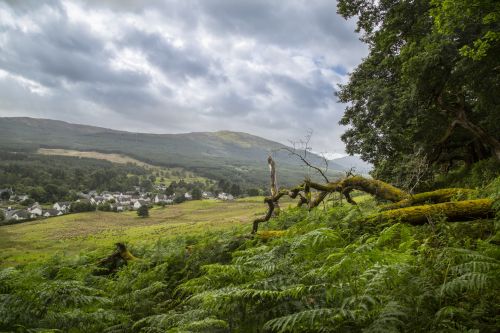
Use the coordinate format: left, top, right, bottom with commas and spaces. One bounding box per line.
0, 186, 235, 223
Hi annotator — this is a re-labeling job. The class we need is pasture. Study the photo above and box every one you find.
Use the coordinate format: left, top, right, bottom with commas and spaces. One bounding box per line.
0, 199, 267, 267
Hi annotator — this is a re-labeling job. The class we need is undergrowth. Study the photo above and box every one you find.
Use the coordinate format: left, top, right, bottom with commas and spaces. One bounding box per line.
1, 179, 499, 332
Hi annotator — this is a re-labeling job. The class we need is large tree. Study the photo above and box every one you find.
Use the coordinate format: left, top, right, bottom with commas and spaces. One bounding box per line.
336, 0, 500, 185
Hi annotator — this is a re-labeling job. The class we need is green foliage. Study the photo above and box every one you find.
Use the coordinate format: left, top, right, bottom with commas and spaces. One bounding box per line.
337, 0, 500, 185
70, 201, 95, 213
137, 205, 149, 218
434, 158, 500, 188
0, 151, 146, 202
1, 180, 499, 332
431, 0, 500, 60
191, 187, 202, 200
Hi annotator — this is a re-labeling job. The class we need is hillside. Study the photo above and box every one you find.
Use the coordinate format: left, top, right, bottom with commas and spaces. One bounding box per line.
0, 178, 498, 332
0, 117, 347, 187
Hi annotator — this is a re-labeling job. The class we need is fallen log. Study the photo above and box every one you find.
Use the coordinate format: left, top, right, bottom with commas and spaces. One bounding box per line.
364, 199, 494, 225
380, 188, 477, 211
251, 157, 487, 233
306, 175, 408, 203
95, 242, 137, 275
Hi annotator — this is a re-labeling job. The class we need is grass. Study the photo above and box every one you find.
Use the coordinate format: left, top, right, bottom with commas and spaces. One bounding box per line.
0, 199, 267, 267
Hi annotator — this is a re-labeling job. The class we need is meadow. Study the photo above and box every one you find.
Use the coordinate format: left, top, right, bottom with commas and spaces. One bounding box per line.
0, 199, 267, 267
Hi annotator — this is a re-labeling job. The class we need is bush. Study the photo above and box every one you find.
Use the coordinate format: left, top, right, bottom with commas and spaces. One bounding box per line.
70, 201, 95, 213
137, 205, 149, 218
97, 202, 111, 212
191, 187, 202, 200
174, 195, 186, 204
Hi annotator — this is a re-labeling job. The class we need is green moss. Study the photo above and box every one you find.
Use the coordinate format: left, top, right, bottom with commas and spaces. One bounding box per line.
366, 199, 493, 225
381, 188, 477, 210
342, 176, 408, 202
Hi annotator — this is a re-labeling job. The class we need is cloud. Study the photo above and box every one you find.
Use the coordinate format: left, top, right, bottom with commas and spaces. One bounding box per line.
0, 0, 367, 154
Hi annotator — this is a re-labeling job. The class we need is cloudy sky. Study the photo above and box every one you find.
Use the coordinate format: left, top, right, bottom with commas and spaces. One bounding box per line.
0, 0, 367, 157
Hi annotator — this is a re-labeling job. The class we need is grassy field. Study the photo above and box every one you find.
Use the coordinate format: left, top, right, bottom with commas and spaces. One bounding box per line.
0, 198, 271, 267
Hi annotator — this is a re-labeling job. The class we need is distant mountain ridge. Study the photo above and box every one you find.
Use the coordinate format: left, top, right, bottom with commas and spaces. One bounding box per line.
0, 117, 368, 186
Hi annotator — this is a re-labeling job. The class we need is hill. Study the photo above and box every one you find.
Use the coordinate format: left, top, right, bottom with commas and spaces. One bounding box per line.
0, 117, 347, 187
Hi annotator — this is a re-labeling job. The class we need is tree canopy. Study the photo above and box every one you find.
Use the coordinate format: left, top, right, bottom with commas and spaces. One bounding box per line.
337, 0, 500, 186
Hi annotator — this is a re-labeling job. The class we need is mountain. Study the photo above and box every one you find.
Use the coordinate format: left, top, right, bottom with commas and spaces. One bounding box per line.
0, 117, 348, 187
332, 156, 372, 174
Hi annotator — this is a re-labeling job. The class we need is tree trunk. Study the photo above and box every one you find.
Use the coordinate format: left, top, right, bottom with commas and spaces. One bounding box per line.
455, 107, 500, 161
268, 155, 281, 215
365, 199, 493, 225
436, 94, 500, 161
95, 243, 136, 275
380, 188, 477, 210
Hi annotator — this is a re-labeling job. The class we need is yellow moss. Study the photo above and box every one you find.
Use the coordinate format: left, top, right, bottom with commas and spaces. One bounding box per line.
366, 199, 493, 225
381, 188, 477, 210
119, 249, 137, 261
256, 230, 287, 240
341, 176, 408, 202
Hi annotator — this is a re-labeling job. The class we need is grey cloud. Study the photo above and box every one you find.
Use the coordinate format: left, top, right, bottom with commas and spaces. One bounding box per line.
0, 0, 368, 154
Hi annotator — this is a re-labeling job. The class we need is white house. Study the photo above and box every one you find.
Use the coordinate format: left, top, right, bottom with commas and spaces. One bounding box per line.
104, 194, 114, 201
28, 203, 43, 216
184, 192, 192, 200
90, 196, 105, 205
154, 194, 169, 203
11, 209, 30, 220
133, 200, 148, 210
43, 209, 63, 217
14, 194, 29, 202
218, 193, 234, 201
202, 191, 214, 199
53, 202, 71, 212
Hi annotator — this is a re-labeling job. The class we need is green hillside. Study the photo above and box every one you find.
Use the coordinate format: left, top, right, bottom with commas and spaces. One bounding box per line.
0, 117, 344, 187
0, 178, 498, 332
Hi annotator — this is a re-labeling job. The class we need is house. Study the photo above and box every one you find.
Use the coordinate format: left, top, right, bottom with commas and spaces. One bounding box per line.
202, 191, 214, 199
53, 202, 71, 212
133, 200, 148, 210
14, 194, 29, 202
154, 194, 168, 203
218, 193, 234, 201
184, 192, 192, 200
43, 209, 63, 217
10, 209, 30, 220
103, 193, 114, 201
90, 196, 105, 205
117, 197, 131, 205
28, 203, 43, 216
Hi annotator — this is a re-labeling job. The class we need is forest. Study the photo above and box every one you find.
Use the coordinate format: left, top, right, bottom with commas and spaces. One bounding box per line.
0, 0, 499, 332
0, 151, 147, 203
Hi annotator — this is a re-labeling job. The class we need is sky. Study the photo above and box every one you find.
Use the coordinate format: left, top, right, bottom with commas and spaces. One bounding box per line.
0, 0, 367, 158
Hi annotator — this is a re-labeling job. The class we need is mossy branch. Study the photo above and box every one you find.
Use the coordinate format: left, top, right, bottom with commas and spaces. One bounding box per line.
364, 199, 494, 225
251, 160, 485, 233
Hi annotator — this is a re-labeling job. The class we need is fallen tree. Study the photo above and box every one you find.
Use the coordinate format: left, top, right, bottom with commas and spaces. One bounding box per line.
95, 242, 137, 275
252, 157, 491, 233
365, 199, 493, 225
